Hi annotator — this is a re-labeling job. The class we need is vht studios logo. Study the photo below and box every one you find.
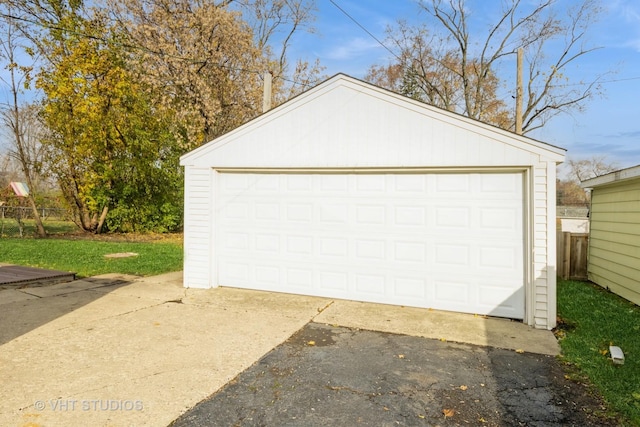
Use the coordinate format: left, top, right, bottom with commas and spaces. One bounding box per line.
34, 399, 144, 412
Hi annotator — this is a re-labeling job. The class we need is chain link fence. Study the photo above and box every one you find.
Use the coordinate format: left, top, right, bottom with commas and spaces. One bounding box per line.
0, 206, 72, 237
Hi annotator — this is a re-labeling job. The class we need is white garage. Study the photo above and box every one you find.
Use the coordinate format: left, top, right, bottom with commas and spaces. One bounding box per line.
180, 74, 565, 329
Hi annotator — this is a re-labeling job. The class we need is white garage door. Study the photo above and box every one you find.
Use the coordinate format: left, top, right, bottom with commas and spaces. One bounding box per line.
215, 171, 524, 319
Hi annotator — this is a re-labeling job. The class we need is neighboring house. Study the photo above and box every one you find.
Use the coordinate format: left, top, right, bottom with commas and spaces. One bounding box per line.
581, 165, 640, 306
180, 74, 566, 330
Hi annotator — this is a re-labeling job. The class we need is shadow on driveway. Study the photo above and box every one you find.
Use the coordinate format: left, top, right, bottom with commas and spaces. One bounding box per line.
0, 276, 133, 345
172, 323, 616, 427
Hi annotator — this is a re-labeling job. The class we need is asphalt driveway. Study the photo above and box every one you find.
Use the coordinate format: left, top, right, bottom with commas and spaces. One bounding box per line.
171, 323, 613, 427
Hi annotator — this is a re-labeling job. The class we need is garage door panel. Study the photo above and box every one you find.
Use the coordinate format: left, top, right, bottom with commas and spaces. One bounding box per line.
480, 207, 520, 230
216, 172, 524, 319
355, 274, 386, 296
319, 204, 349, 224
355, 174, 387, 191
395, 174, 427, 192
393, 241, 427, 263
319, 271, 349, 292
434, 244, 469, 266
394, 206, 427, 226
355, 205, 387, 225
434, 174, 471, 193
479, 246, 520, 270
433, 279, 472, 310
255, 202, 280, 220
393, 277, 427, 299
480, 173, 521, 194
434, 207, 471, 229
320, 174, 349, 192
286, 203, 313, 222
255, 233, 280, 252
286, 268, 313, 290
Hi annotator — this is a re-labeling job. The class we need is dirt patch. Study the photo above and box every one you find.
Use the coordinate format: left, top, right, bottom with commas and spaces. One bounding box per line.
103, 252, 139, 259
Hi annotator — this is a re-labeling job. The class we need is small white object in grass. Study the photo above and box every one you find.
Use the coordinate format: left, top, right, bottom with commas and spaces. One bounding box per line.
104, 252, 139, 258
609, 346, 625, 365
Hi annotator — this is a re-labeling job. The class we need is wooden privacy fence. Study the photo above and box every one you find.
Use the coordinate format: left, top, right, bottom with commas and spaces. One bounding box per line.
557, 232, 589, 280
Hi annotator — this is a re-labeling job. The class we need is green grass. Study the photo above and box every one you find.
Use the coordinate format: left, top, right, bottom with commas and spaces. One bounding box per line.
0, 237, 183, 277
557, 279, 640, 426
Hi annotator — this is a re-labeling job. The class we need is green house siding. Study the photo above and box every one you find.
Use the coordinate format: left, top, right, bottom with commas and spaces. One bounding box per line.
588, 179, 640, 305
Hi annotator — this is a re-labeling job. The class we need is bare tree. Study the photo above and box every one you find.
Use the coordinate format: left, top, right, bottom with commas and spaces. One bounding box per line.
369, 0, 605, 134
366, 20, 512, 129
0, 11, 47, 237
229, 0, 324, 101
568, 156, 618, 182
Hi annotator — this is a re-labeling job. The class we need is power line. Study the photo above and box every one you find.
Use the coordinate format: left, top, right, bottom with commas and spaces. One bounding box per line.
327, 0, 401, 63
547, 75, 640, 89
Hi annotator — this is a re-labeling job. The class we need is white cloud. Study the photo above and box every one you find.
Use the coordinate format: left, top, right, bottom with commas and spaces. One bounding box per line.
323, 37, 382, 61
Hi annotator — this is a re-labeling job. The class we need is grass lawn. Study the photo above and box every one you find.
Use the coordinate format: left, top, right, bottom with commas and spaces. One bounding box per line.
557, 279, 640, 426
0, 236, 183, 278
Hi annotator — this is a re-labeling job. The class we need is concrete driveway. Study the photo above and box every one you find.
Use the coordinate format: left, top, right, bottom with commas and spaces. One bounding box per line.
0, 271, 561, 426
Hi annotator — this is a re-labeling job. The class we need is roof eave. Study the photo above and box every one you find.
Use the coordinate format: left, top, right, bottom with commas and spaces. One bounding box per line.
581, 164, 640, 189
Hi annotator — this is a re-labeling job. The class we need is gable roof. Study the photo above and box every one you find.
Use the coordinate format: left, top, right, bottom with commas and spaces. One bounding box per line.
181, 73, 565, 168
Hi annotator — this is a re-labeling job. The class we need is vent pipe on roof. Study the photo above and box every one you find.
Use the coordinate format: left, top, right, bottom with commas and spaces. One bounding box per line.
262, 71, 273, 113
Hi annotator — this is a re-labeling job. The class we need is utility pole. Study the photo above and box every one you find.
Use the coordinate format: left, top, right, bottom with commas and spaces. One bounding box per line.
515, 48, 523, 135
262, 71, 272, 113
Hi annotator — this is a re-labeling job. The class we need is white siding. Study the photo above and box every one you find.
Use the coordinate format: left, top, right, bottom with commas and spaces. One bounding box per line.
528, 163, 556, 329
182, 78, 562, 170
183, 167, 213, 288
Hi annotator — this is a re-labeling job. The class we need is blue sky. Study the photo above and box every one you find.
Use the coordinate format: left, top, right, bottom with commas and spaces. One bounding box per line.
290, 0, 640, 172
2, 1, 638, 174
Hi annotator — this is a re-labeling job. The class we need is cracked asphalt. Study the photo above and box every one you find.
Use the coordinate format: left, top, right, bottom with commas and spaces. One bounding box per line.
171, 323, 614, 427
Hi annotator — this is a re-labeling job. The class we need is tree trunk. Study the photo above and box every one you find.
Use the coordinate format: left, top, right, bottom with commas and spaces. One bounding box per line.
26, 194, 46, 237
96, 205, 109, 234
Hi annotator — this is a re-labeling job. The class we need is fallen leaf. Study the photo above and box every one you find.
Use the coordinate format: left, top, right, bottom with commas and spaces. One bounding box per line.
478, 417, 487, 423
459, 385, 468, 391
307, 341, 316, 346
398, 354, 405, 359
443, 408, 455, 418
599, 349, 608, 356
515, 349, 524, 354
